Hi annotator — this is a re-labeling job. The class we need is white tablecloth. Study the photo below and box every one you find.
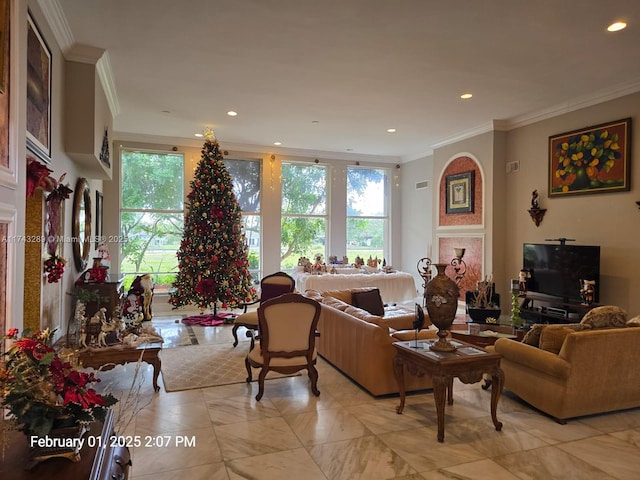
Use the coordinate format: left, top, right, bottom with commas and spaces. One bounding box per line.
292, 270, 418, 303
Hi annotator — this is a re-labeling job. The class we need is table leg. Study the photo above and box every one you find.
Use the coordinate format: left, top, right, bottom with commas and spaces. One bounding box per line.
447, 377, 454, 405
145, 353, 162, 392
394, 355, 406, 414
432, 375, 448, 442
490, 367, 504, 431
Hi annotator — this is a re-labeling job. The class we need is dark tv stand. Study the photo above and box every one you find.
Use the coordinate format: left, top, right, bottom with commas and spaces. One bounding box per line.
520, 292, 598, 324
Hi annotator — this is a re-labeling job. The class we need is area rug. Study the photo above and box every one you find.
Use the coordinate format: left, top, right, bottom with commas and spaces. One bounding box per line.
182, 312, 236, 326
160, 339, 300, 392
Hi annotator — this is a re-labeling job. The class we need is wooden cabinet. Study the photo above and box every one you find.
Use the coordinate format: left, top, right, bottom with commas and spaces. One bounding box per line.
76, 277, 125, 320
519, 292, 598, 324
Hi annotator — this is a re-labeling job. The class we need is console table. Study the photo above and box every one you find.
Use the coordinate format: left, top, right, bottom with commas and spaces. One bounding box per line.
0, 410, 130, 479
78, 343, 162, 392
393, 339, 504, 442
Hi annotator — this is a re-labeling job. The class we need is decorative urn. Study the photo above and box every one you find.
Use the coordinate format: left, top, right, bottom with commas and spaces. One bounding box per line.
425, 263, 459, 351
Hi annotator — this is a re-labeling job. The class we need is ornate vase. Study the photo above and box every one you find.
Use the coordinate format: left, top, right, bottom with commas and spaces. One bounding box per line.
425, 263, 459, 352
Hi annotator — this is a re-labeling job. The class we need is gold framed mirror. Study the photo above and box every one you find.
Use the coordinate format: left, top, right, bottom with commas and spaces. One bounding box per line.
72, 177, 92, 271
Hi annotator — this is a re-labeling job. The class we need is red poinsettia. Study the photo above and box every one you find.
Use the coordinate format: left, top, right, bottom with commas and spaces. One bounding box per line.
26, 157, 53, 197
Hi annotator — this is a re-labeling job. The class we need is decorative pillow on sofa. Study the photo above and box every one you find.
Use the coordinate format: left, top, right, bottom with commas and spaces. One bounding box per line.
351, 288, 385, 316
521, 323, 590, 348
626, 315, 640, 327
521, 324, 545, 347
538, 325, 574, 354
580, 306, 628, 329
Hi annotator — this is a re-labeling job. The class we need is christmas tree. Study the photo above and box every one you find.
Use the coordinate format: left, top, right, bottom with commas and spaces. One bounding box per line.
169, 132, 257, 313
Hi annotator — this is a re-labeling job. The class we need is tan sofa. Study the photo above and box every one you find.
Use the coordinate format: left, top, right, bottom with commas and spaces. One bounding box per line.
304, 288, 437, 396
491, 308, 640, 422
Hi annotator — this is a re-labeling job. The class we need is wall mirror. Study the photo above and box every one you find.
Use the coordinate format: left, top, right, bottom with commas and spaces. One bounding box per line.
72, 177, 92, 271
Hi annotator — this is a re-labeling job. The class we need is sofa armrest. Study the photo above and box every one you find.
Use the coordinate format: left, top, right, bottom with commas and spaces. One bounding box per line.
493, 338, 571, 380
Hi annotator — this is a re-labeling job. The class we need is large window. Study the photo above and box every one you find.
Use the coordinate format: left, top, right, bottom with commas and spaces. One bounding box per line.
281, 162, 327, 270
120, 149, 184, 291
347, 167, 388, 263
224, 158, 261, 278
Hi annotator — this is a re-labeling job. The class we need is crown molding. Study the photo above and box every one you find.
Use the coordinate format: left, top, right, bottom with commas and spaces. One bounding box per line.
38, 0, 73, 51
40, 0, 120, 118
504, 78, 640, 130
113, 132, 402, 164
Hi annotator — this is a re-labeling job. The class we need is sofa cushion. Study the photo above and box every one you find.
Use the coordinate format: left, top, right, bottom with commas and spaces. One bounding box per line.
320, 289, 353, 304
538, 325, 574, 354
391, 329, 436, 341
580, 306, 628, 329
343, 305, 383, 326
322, 296, 351, 312
352, 288, 385, 316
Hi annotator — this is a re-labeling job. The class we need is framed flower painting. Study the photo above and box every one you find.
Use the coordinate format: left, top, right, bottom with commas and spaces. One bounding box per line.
548, 118, 631, 196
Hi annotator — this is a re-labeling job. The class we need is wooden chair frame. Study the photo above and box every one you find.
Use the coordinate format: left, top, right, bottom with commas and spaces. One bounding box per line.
245, 293, 321, 401
232, 271, 295, 347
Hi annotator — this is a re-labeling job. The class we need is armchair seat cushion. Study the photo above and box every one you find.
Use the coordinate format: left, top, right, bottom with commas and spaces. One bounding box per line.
248, 344, 317, 367
235, 311, 258, 326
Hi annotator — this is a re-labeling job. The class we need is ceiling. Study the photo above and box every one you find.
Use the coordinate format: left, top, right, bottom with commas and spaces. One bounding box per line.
53, 0, 640, 162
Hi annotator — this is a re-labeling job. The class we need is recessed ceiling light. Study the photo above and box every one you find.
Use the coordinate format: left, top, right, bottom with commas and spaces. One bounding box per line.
194, 133, 203, 137
387, 128, 396, 133
607, 21, 627, 32
227, 111, 238, 116
460, 93, 473, 99
274, 141, 282, 146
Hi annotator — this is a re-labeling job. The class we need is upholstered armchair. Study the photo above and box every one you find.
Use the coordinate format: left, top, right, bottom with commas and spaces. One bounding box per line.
245, 293, 321, 401
232, 271, 296, 347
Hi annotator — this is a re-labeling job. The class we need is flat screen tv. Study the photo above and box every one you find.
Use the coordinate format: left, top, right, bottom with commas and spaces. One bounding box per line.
523, 243, 600, 303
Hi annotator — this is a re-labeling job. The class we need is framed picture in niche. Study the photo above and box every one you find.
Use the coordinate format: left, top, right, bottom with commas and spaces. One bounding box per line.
446, 171, 474, 214
26, 11, 51, 163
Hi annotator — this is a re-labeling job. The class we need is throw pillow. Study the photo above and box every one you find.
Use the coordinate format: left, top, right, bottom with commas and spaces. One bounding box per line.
521, 324, 545, 347
626, 315, 640, 327
352, 288, 385, 316
580, 306, 628, 329
538, 325, 574, 354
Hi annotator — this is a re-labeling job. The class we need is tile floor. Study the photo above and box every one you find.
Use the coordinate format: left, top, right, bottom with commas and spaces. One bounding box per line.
95, 315, 640, 480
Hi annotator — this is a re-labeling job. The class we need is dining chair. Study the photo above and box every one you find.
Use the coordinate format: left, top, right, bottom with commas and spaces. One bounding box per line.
232, 271, 296, 347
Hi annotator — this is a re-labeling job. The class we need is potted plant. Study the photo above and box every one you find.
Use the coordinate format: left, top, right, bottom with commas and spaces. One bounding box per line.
465, 277, 501, 323
0, 328, 117, 437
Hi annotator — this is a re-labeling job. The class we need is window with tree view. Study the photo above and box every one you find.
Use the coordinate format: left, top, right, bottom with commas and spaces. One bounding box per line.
281, 162, 327, 270
223, 158, 261, 278
120, 150, 184, 292
347, 167, 388, 264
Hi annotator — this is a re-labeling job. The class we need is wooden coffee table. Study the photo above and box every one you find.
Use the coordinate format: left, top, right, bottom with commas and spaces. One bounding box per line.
77, 344, 162, 392
393, 339, 504, 442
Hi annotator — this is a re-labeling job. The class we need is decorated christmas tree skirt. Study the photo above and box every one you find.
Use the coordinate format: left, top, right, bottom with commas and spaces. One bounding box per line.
182, 312, 237, 326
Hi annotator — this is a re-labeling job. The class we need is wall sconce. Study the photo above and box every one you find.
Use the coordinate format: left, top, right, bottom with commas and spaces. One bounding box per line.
417, 248, 467, 306
528, 189, 546, 227
450, 248, 467, 285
